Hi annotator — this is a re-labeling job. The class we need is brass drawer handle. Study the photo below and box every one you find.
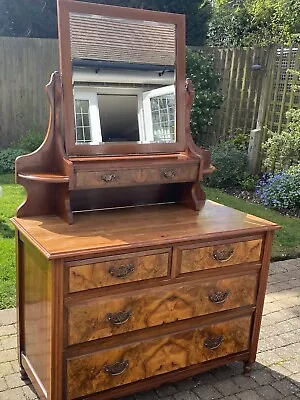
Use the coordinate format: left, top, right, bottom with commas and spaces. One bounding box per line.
104, 360, 129, 376
163, 169, 176, 179
209, 290, 230, 304
212, 246, 234, 262
108, 264, 135, 279
204, 335, 224, 350
107, 310, 132, 325
101, 173, 117, 183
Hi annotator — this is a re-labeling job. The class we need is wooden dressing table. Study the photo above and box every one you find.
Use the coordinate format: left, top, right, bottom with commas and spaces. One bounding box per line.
12, 1, 280, 399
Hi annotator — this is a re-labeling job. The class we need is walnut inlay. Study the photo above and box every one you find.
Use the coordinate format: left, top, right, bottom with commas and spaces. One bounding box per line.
178, 239, 262, 274
68, 250, 170, 292
67, 316, 251, 399
67, 274, 258, 344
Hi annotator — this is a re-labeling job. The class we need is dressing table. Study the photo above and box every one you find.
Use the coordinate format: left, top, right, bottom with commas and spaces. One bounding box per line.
12, 1, 280, 399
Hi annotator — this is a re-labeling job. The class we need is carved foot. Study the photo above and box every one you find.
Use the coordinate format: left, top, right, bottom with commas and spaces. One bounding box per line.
20, 367, 28, 381
243, 362, 253, 376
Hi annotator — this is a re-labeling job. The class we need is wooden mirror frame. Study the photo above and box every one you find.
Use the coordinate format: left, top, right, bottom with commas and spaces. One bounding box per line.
57, 0, 186, 156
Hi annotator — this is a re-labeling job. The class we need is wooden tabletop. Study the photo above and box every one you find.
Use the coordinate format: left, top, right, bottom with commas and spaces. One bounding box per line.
11, 201, 280, 259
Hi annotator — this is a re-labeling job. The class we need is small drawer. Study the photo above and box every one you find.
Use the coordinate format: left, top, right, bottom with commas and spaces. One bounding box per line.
67, 315, 251, 399
67, 273, 258, 345
175, 238, 263, 275
75, 164, 199, 189
68, 249, 170, 293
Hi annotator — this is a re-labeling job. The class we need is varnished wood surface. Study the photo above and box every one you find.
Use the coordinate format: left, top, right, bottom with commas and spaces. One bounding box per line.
67, 315, 251, 399
67, 273, 258, 345
69, 249, 170, 293
177, 239, 262, 274
11, 201, 279, 259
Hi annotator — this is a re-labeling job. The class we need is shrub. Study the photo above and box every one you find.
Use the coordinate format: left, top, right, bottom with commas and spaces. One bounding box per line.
228, 130, 250, 152
206, 142, 250, 189
263, 108, 300, 172
0, 148, 27, 174
186, 48, 224, 146
256, 169, 300, 211
16, 130, 44, 153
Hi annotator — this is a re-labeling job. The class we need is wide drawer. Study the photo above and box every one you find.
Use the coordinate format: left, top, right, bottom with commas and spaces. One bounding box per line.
175, 238, 263, 275
75, 164, 199, 189
67, 273, 258, 345
67, 315, 251, 399
68, 249, 170, 293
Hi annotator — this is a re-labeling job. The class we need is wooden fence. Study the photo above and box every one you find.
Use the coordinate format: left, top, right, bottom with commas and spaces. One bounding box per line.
0, 37, 298, 149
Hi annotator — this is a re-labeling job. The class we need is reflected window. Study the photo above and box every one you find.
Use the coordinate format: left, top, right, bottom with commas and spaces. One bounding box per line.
75, 100, 92, 143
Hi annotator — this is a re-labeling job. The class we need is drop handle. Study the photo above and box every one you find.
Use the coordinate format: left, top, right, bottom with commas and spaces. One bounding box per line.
204, 335, 224, 350
212, 246, 234, 262
101, 173, 118, 183
107, 310, 132, 325
209, 290, 230, 304
163, 169, 177, 179
108, 264, 135, 279
104, 360, 129, 376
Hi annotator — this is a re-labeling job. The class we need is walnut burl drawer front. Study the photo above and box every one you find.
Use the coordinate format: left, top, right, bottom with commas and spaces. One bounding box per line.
68, 250, 170, 293
67, 274, 258, 345
67, 315, 251, 399
177, 239, 262, 274
75, 165, 199, 188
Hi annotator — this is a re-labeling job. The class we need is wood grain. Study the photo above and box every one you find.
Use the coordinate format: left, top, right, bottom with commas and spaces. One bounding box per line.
67, 315, 251, 399
68, 249, 170, 292
177, 239, 262, 274
67, 274, 258, 344
11, 201, 279, 259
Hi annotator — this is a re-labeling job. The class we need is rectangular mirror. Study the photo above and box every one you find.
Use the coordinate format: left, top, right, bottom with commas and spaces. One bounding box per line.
58, 1, 185, 155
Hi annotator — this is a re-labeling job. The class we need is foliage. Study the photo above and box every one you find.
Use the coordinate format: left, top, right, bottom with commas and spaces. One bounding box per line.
256, 170, 300, 212
207, 0, 300, 47
228, 130, 250, 151
205, 141, 250, 188
186, 48, 223, 145
16, 130, 44, 153
0, 0, 211, 46
0, 148, 27, 174
263, 109, 300, 172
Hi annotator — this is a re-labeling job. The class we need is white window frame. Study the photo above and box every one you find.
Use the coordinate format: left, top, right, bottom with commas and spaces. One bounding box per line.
73, 90, 102, 145
141, 85, 176, 143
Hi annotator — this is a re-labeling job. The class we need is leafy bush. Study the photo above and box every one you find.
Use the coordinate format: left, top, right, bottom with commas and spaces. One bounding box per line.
206, 142, 250, 188
16, 130, 44, 153
263, 109, 300, 172
256, 170, 300, 211
228, 130, 250, 152
0, 148, 27, 174
186, 48, 223, 146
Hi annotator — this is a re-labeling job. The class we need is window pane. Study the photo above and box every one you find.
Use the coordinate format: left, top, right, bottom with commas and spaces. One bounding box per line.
74, 99, 92, 144
150, 93, 175, 143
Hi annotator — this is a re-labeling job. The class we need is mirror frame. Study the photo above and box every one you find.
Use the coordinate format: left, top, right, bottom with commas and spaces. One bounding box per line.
57, 0, 186, 156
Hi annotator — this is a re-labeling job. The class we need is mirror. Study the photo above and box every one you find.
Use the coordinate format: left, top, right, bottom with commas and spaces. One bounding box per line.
58, 1, 186, 155
71, 14, 176, 145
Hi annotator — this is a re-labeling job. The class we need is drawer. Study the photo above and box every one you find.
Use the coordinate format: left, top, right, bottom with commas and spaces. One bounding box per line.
75, 164, 199, 189
175, 239, 263, 275
67, 315, 251, 399
67, 273, 258, 345
68, 249, 170, 293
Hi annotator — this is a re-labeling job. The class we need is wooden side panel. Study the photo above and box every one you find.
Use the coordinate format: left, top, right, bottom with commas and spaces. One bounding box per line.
67, 315, 251, 399
178, 239, 262, 274
22, 242, 52, 396
68, 250, 170, 292
67, 274, 258, 344
75, 165, 199, 189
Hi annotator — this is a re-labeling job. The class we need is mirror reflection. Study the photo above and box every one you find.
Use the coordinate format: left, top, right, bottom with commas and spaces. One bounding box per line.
70, 13, 176, 145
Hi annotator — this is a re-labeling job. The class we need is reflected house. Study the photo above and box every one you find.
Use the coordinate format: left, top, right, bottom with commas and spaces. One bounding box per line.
70, 13, 176, 145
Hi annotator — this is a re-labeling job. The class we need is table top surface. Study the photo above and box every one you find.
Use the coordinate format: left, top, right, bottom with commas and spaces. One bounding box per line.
11, 201, 279, 259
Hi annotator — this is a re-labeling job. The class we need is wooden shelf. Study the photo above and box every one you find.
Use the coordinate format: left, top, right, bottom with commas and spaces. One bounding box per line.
18, 173, 69, 183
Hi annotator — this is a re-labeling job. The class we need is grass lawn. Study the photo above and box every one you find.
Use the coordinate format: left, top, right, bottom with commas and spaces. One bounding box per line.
0, 174, 299, 309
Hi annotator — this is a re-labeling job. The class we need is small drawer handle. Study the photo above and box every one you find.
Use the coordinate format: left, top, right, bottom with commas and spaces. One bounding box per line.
204, 335, 224, 350
209, 290, 230, 304
104, 360, 129, 376
109, 264, 135, 279
212, 246, 234, 262
101, 174, 117, 183
163, 169, 177, 179
107, 310, 132, 325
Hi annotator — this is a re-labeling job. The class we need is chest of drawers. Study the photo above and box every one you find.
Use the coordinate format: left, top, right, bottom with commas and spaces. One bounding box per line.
12, 201, 279, 400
